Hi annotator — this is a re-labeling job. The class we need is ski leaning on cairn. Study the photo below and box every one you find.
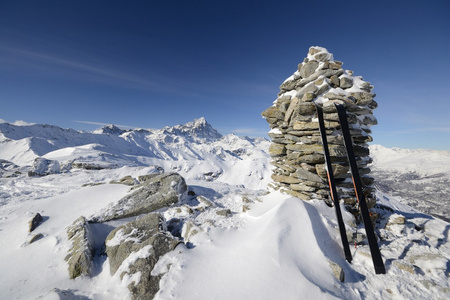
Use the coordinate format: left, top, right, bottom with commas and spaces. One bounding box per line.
315, 103, 353, 264
334, 103, 386, 274
315, 103, 386, 274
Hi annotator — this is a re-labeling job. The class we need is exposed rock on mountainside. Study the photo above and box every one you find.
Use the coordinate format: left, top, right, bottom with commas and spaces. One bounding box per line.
92, 172, 187, 222
28, 157, 60, 177
65, 216, 93, 279
0, 159, 22, 178
64, 171, 187, 298
105, 213, 180, 300
262, 46, 377, 208
93, 124, 128, 135
29, 213, 43, 232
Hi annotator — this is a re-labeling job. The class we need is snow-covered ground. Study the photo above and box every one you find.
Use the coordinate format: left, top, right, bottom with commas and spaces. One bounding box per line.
0, 119, 449, 299
370, 145, 450, 222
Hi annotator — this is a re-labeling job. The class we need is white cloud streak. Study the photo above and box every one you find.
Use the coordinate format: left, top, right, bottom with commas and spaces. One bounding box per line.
0, 45, 165, 91
73, 120, 138, 129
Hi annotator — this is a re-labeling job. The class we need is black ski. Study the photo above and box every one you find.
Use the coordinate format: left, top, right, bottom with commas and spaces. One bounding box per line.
315, 103, 353, 263
334, 103, 386, 274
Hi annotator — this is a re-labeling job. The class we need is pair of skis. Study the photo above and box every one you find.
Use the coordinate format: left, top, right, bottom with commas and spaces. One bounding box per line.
315, 103, 386, 275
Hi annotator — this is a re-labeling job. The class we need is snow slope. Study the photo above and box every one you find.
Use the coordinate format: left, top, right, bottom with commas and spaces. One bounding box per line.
0, 120, 449, 299
370, 145, 450, 222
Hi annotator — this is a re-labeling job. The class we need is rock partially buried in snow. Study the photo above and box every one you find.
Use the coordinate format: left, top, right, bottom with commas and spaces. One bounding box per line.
110, 175, 137, 186
105, 213, 180, 300
181, 220, 201, 243
28, 157, 60, 177
29, 213, 44, 232
65, 216, 93, 279
216, 209, 231, 216
92, 172, 187, 222
29, 233, 44, 244
392, 260, 416, 274
328, 260, 345, 282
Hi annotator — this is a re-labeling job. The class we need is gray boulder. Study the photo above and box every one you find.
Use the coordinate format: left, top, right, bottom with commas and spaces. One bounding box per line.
94, 172, 187, 222
29, 213, 44, 232
105, 213, 180, 300
65, 216, 93, 279
28, 158, 60, 176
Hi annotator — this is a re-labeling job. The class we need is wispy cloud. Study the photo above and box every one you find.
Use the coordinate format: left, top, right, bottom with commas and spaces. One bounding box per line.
0, 45, 168, 91
74, 120, 138, 129
0, 43, 281, 103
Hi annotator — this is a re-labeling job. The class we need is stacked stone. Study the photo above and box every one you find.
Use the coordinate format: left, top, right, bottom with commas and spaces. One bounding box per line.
262, 46, 378, 209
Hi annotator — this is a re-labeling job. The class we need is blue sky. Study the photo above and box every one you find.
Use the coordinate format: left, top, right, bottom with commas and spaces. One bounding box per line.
0, 0, 449, 150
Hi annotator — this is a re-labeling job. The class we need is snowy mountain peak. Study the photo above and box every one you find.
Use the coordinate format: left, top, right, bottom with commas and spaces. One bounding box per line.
93, 124, 127, 135
191, 116, 207, 126
166, 117, 222, 141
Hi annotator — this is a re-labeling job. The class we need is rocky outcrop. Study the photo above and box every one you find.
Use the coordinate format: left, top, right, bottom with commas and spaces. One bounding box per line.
29, 233, 44, 244
93, 172, 188, 222
71, 162, 107, 170
93, 124, 127, 135
65, 172, 188, 299
110, 175, 137, 186
105, 213, 180, 300
29, 213, 43, 232
0, 159, 22, 178
262, 46, 377, 208
28, 158, 60, 176
65, 216, 93, 279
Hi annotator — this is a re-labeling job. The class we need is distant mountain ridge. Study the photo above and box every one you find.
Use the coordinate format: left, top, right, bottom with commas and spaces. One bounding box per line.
91, 117, 222, 142
1, 118, 449, 219
0, 117, 270, 189
0, 118, 222, 165
369, 144, 450, 222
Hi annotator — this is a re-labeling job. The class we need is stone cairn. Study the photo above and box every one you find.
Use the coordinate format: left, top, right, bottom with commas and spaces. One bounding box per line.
262, 46, 378, 211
